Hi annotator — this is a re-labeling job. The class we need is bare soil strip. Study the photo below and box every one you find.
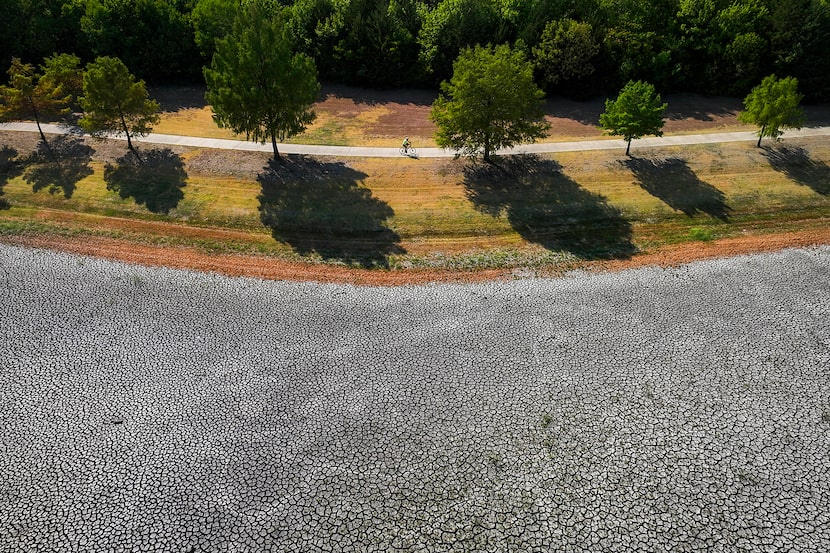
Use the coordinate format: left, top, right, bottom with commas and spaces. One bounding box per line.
5, 226, 830, 285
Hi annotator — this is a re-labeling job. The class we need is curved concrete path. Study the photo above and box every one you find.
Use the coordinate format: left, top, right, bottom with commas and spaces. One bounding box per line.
3, 121, 830, 157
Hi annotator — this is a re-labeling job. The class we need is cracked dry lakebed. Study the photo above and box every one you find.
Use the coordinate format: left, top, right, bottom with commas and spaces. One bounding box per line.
1, 243, 829, 552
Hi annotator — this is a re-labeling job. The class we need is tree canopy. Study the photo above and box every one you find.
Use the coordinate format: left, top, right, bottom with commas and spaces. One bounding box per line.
79, 56, 160, 156
533, 18, 599, 94
191, 0, 241, 60
418, 0, 501, 83
431, 44, 550, 162
738, 74, 805, 147
204, 2, 320, 161
599, 80, 667, 156
80, 0, 201, 81
2, 0, 830, 99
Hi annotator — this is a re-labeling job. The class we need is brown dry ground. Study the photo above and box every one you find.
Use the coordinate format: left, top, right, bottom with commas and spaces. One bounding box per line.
4, 228, 830, 286
3, 86, 830, 285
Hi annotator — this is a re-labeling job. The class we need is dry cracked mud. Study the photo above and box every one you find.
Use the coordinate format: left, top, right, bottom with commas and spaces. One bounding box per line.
1, 244, 829, 552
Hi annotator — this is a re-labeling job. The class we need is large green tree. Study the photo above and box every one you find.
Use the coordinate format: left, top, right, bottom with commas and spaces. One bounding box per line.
738, 74, 804, 147
599, 80, 667, 156
0, 54, 81, 145
430, 43, 550, 162
79, 56, 160, 157
204, 2, 320, 161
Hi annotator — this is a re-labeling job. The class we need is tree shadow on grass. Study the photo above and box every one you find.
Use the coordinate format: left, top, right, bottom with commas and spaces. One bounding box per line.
463, 155, 636, 260
623, 157, 731, 221
761, 146, 830, 196
257, 157, 403, 268
23, 136, 93, 199
103, 148, 187, 214
0, 146, 22, 209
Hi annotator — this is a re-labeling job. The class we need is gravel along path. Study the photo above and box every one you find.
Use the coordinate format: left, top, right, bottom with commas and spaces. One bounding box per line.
2, 243, 829, 552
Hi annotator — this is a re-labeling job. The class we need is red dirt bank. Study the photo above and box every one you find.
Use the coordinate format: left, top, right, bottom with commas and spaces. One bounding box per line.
5, 227, 830, 286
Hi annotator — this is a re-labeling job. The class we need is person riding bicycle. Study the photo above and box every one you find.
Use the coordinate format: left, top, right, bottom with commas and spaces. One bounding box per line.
402, 136, 411, 153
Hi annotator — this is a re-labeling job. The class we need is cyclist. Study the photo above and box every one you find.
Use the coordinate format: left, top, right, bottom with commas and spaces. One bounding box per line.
402, 136, 411, 154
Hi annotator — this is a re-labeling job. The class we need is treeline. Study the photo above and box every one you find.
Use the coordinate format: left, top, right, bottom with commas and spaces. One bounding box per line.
3, 0, 829, 99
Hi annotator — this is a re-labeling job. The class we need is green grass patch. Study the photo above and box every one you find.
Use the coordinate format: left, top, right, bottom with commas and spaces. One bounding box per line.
688, 227, 714, 241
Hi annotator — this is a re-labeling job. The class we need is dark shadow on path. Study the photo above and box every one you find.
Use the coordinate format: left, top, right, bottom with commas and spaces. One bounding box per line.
24, 136, 93, 198
257, 157, 403, 268
0, 146, 22, 209
103, 148, 187, 213
464, 156, 635, 260
624, 157, 731, 221
762, 146, 830, 196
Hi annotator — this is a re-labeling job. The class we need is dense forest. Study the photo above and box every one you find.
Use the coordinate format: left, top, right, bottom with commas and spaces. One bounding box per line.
2, 0, 829, 100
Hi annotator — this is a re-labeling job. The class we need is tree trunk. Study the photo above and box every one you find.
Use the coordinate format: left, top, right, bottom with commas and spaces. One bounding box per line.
483, 138, 491, 163
626, 137, 632, 156
271, 133, 281, 162
757, 124, 765, 148
33, 113, 48, 146
121, 113, 141, 162
125, 130, 143, 162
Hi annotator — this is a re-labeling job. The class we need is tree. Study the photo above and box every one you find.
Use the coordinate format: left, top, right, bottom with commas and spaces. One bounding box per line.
417, 0, 501, 83
768, 0, 830, 101
0, 54, 81, 146
430, 44, 550, 162
323, 0, 417, 87
191, 0, 241, 60
80, 0, 200, 81
79, 56, 160, 157
714, 0, 769, 94
533, 19, 599, 93
204, 2, 320, 161
738, 74, 804, 147
599, 80, 667, 156
287, 0, 336, 72
0, 0, 25, 69
40, 53, 84, 111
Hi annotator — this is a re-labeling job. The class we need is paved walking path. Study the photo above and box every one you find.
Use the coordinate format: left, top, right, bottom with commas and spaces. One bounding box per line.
2, 121, 830, 157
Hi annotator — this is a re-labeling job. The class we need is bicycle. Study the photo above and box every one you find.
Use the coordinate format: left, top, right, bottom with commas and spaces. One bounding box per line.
399, 146, 417, 156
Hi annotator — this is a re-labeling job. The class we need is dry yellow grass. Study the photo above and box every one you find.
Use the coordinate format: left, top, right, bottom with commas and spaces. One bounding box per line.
153, 103, 442, 147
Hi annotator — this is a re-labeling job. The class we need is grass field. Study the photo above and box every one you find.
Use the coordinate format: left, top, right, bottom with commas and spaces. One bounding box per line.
2, 126, 829, 274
